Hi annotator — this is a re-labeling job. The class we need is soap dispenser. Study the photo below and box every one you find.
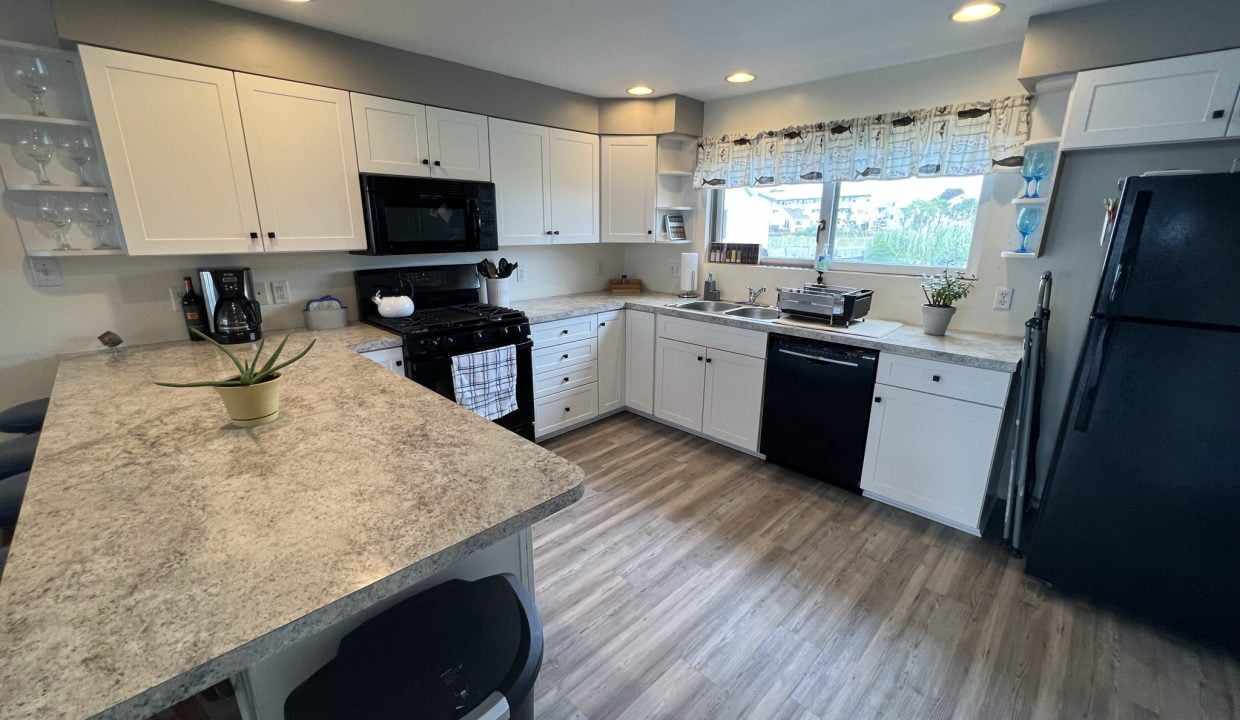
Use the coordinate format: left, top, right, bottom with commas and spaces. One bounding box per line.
703, 273, 720, 301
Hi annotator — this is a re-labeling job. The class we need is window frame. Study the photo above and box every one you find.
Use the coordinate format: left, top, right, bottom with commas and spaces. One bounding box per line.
709, 176, 987, 276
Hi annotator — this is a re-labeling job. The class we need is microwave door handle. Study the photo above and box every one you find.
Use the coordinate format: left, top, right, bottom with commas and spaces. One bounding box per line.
466, 197, 481, 243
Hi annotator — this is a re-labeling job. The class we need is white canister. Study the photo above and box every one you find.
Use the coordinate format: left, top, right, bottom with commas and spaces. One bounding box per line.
486, 277, 511, 307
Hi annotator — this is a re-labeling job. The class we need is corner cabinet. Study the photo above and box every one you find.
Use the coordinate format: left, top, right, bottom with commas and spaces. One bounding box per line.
1062, 48, 1240, 150
596, 310, 625, 414
601, 135, 657, 242
624, 309, 656, 414
490, 119, 598, 246
80, 46, 365, 254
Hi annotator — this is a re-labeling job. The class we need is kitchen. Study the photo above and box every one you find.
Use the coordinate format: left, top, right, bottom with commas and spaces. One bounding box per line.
2, 0, 1240, 719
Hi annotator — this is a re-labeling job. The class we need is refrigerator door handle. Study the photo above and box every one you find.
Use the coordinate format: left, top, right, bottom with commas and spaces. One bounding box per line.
1073, 321, 1112, 432
1106, 190, 1154, 307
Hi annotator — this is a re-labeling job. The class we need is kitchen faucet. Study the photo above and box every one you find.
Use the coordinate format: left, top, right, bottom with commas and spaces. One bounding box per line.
746, 287, 767, 305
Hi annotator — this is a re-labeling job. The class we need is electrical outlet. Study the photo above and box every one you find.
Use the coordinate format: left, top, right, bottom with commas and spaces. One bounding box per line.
252, 281, 269, 305
270, 280, 291, 305
27, 258, 61, 287
595, 259, 604, 276
168, 286, 186, 313
516, 267, 526, 283
669, 263, 680, 278
993, 287, 1013, 311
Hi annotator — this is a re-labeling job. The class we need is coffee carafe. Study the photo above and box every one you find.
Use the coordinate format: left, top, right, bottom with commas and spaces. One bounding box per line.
199, 268, 263, 344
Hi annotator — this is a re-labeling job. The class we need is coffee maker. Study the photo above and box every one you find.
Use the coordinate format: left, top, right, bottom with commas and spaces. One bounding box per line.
198, 268, 262, 344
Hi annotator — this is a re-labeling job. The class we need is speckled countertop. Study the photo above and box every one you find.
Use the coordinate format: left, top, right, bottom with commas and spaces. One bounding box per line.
509, 292, 1024, 372
0, 324, 584, 720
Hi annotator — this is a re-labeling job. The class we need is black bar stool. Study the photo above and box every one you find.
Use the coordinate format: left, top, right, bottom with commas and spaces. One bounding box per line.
0, 398, 48, 435
0, 471, 29, 531
0, 434, 39, 481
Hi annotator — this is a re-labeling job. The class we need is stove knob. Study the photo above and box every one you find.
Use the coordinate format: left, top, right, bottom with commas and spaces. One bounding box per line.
442, 336, 455, 348
475, 331, 486, 343
426, 337, 441, 350
505, 326, 521, 338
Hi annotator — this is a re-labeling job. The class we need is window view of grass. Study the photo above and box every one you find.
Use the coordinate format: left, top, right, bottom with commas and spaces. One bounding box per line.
718, 176, 983, 269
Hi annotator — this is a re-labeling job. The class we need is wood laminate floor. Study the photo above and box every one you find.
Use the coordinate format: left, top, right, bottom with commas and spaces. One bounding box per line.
532, 413, 1240, 720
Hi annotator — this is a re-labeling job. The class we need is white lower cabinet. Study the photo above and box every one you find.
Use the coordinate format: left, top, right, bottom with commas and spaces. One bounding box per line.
359, 347, 405, 375
701, 348, 765, 451
534, 384, 598, 437
596, 311, 625, 414
624, 310, 656, 414
654, 338, 707, 432
533, 362, 596, 398
860, 374, 1007, 535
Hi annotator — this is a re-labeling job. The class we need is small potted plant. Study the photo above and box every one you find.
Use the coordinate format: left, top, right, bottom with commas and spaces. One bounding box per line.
920, 269, 977, 336
155, 330, 315, 427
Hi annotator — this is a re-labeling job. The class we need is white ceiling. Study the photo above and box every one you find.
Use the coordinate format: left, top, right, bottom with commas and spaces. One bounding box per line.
211, 0, 1102, 101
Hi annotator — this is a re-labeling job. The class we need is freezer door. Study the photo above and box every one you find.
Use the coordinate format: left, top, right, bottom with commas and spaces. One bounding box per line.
1027, 319, 1240, 648
1095, 173, 1240, 328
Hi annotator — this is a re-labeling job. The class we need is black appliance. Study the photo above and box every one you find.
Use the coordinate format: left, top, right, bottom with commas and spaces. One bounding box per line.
1026, 172, 1240, 650
760, 334, 879, 492
357, 174, 498, 255
198, 267, 262, 344
355, 265, 534, 440
285, 573, 543, 720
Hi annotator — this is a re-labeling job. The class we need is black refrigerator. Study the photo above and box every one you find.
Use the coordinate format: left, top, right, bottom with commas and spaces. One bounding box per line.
1026, 172, 1240, 650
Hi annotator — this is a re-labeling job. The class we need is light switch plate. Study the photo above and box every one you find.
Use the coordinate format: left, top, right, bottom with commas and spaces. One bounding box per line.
252, 281, 269, 305
168, 286, 186, 313
28, 258, 62, 287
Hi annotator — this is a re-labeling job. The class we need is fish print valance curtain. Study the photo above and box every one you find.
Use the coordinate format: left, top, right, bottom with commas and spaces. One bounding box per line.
693, 95, 1032, 189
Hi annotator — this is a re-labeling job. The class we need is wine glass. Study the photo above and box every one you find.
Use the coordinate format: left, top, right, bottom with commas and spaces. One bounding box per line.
1015, 206, 1042, 254
12, 55, 50, 116
18, 127, 55, 185
79, 195, 114, 249
1027, 150, 1051, 198
63, 136, 96, 186
1019, 153, 1037, 198
38, 194, 78, 251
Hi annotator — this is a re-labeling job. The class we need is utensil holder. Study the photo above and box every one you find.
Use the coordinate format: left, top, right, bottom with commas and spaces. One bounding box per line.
486, 277, 511, 307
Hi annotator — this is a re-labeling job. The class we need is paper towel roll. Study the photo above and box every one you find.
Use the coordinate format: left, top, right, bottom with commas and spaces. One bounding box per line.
679, 252, 699, 297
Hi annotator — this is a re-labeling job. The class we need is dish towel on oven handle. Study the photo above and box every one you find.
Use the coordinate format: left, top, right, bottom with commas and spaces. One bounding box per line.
450, 344, 519, 421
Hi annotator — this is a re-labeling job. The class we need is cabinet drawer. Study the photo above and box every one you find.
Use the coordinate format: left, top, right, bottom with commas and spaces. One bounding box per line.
533, 361, 597, 398
532, 315, 596, 347
877, 354, 1011, 407
534, 383, 598, 436
531, 337, 596, 374
657, 316, 766, 358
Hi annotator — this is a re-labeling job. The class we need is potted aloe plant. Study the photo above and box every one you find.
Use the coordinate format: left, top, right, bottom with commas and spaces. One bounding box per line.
920, 269, 978, 336
156, 329, 315, 427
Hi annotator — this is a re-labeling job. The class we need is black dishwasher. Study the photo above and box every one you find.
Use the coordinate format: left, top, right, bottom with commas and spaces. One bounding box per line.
760, 334, 879, 492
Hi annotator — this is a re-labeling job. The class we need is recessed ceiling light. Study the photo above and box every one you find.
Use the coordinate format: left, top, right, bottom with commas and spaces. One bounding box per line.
726, 72, 756, 84
951, 2, 1004, 22
626, 85, 654, 96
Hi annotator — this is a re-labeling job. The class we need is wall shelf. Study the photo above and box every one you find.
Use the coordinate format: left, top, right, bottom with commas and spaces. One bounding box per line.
9, 184, 109, 193
1000, 251, 1038, 259
0, 112, 92, 127
657, 169, 693, 177
1001, 137, 1063, 260
657, 205, 694, 211
1010, 196, 1050, 206
26, 247, 124, 257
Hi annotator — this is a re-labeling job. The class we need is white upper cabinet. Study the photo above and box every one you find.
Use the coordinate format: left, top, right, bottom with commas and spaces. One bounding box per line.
235, 74, 365, 252
425, 107, 490, 181
350, 93, 430, 177
79, 45, 261, 255
1063, 48, 1240, 150
548, 129, 599, 244
490, 118, 553, 246
601, 135, 657, 242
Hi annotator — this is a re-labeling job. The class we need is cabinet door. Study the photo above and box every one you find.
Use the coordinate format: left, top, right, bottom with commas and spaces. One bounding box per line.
235, 74, 365, 252
360, 347, 405, 374
860, 384, 1003, 533
654, 337, 706, 432
350, 93, 430, 177
625, 309, 656, 414
596, 310, 625, 414
549, 129, 600, 244
1229, 90, 1240, 137
1063, 49, 1240, 149
601, 136, 657, 243
79, 45, 261, 255
489, 119, 551, 246
426, 107, 491, 181
702, 348, 765, 452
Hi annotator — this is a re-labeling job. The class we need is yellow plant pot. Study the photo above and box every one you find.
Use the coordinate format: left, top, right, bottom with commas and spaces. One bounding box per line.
214, 374, 284, 427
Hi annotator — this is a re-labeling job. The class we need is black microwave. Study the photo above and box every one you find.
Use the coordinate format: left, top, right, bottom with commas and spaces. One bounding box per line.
356, 174, 499, 255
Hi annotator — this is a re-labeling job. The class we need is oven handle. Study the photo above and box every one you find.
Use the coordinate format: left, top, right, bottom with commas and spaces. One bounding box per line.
447, 339, 533, 362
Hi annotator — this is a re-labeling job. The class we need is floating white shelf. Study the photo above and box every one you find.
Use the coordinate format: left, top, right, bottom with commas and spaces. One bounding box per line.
1024, 136, 1063, 148
0, 112, 91, 127
657, 205, 694, 211
26, 247, 124, 257
658, 169, 693, 177
1000, 251, 1038, 259
8, 184, 109, 193
1010, 196, 1051, 205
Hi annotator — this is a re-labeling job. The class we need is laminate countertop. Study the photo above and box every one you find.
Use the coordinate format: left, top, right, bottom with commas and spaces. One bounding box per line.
0, 324, 584, 720
507, 292, 1025, 372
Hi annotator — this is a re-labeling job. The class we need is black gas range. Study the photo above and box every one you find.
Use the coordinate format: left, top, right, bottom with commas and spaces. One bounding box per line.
355, 265, 535, 440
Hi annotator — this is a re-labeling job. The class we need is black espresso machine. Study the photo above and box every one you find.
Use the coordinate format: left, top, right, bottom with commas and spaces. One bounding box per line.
199, 267, 262, 344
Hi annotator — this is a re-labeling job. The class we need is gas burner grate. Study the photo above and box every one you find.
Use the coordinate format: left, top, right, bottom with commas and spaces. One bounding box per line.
450, 303, 526, 323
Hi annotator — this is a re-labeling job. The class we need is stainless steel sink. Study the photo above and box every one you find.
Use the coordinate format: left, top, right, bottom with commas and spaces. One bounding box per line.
674, 300, 745, 313
724, 306, 781, 321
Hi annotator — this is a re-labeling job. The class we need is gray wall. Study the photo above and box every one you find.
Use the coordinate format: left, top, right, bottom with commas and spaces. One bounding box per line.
1020, 0, 1240, 86
1027, 140, 1240, 494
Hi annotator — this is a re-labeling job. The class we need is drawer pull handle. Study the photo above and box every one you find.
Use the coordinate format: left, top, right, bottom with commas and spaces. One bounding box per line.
565, 407, 571, 412
599, 322, 606, 327
932, 375, 941, 382
562, 354, 569, 360
562, 377, 569, 383
697, 356, 703, 361
560, 329, 568, 335
706, 358, 712, 363
1213, 109, 1226, 119
874, 397, 882, 403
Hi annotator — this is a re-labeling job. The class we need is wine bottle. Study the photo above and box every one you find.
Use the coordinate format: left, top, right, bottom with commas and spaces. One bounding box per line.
181, 276, 208, 341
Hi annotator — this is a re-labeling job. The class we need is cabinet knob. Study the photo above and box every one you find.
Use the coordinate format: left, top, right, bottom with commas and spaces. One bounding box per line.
561, 354, 569, 360
599, 322, 606, 327
560, 329, 568, 335
421, 159, 430, 165
932, 375, 941, 382
706, 358, 712, 363
697, 356, 703, 361
267, 232, 276, 239
564, 407, 571, 412
395, 360, 403, 367
433, 160, 442, 166
249, 232, 259, 243
1212, 109, 1227, 119
874, 397, 882, 403
546, 230, 554, 235
562, 377, 569, 383
553, 230, 560, 235
647, 230, 653, 235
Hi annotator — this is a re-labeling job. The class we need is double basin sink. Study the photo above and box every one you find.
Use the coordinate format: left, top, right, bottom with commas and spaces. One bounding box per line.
671, 300, 781, 322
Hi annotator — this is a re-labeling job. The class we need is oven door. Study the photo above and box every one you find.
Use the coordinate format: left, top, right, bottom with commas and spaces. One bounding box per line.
404, 340, 535, 438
